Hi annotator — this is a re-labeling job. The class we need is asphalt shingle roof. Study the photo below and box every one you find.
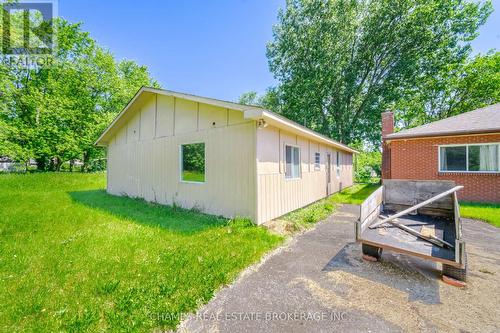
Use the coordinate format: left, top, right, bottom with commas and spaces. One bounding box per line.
386, 103, 500, 140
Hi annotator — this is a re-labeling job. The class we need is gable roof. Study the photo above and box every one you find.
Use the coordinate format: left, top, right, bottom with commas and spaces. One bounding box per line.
386, 103, 500, 140
95, 87, 358, 154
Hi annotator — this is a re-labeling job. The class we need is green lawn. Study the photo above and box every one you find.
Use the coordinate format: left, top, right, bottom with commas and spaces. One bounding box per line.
0, 173, 281, 332
330, 183, 380, 205
460, 202, 500, 227
282, 183, 380, 227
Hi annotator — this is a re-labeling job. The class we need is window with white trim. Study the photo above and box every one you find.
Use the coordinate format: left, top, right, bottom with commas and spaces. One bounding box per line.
314, 152, 320, 170
336, 151, 341, 178
285, 145, 301, 179
181, 143, 206, 182
439, 144, 499, 172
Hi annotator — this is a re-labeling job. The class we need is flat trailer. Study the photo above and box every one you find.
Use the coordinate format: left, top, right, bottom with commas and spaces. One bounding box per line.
355, 180, 467, 282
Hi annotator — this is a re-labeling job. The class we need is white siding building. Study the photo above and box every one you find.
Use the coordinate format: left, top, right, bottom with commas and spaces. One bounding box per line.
96, 87, 356, 224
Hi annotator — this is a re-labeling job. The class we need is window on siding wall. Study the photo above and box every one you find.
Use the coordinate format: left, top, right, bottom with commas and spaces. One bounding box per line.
336, 151, 341, 178
440, 144, 499, 172
285, 145, 301, 179
181, 143, 205, 182
314, 152, 320, 170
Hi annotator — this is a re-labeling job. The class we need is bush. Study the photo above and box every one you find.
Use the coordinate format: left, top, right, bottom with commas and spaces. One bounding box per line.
354, 149, 381, 183
86, 158, 107, 172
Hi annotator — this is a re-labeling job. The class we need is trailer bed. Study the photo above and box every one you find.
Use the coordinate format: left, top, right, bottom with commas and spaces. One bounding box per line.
355, 181, 467, 276
361, 211, 456, 264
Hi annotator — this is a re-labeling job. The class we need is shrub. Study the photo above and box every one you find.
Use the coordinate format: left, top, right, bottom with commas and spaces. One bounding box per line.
354, 149, 381, 183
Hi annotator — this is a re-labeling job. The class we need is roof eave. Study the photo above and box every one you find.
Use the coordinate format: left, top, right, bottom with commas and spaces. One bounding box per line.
247, 110, 358, 154
385, 129, 500, 141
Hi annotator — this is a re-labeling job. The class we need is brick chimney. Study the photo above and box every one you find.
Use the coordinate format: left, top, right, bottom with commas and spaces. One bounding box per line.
381, 111, 394, 180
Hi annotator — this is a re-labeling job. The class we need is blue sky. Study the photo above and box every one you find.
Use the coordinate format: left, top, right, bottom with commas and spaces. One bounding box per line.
60, 0, 499, 102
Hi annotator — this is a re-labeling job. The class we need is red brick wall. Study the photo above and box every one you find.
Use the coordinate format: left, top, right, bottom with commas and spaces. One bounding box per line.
389, 134, 500, 203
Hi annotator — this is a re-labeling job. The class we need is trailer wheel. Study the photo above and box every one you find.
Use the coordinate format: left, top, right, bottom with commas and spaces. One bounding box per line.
442, 256, 467, 282
362, 244, 382, 260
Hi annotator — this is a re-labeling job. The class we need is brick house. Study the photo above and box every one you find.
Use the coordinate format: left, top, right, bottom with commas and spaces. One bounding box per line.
382, 104, 500, 203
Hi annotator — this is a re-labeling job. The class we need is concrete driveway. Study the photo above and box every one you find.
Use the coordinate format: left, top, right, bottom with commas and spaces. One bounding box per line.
179, 205, 500, 333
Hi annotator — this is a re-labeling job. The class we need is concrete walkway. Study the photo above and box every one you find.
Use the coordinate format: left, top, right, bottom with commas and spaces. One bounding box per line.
179, 205, 500, 333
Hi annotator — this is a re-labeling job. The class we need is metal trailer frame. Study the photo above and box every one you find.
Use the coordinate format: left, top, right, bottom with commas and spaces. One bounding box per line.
355, 180, 467, 281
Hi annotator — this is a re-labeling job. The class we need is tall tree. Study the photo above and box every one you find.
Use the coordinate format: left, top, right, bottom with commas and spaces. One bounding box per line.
237, 87, 284, 114
396, 51, 500, 128
238, 91, 260, 106
0, 18, 159, 171
267, 0, 492, 145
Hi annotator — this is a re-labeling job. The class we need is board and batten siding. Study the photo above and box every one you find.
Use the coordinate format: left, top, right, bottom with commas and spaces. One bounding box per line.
255, 125, 353, 224
107, 93, 257, 220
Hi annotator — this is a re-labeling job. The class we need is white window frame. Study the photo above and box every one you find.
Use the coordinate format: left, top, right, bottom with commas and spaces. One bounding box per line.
438, 142, 500, 173
285, 144, 301, 180
179, 142, 206, 184
314, 152, 321, 171
336, 151, 341, 179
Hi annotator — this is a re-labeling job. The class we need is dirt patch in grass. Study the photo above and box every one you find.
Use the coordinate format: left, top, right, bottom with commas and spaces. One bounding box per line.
264, 219, 303, 236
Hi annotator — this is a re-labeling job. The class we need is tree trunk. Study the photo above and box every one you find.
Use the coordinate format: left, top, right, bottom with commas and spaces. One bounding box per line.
36, 157, 47, 171
54, 157, 62, 171
48, 158, 55, 171
81, 151, 89, 173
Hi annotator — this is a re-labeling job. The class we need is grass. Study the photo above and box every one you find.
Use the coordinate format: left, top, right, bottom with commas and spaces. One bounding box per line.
282, 183, 380, 228
460, 202, 500, 227
281, 197, 336, 229
0, 173, 282, 332
330, 183, 381, 205
181, 170, 205, 182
